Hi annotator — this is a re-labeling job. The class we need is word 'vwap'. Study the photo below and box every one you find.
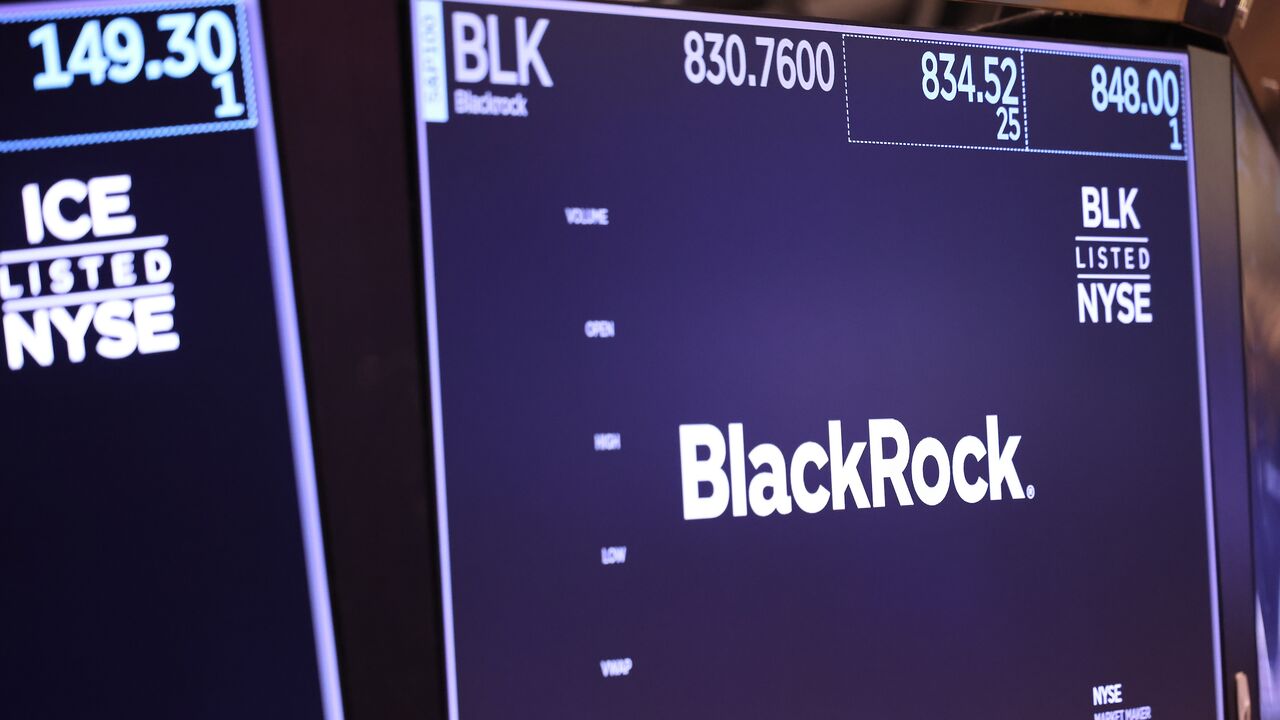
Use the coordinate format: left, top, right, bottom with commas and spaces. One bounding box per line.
679, 416, 1025, 520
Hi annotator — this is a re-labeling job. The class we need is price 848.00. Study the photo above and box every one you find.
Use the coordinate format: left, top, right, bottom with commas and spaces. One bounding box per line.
1090, 63, 1183, 151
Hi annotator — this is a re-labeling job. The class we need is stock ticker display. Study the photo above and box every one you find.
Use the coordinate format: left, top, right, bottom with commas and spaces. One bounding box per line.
0, 2, 340, 718
411, 1, 1220, 718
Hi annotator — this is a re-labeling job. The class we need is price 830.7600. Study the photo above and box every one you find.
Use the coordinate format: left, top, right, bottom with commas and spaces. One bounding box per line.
683, 30, 835, 91
28, 10, 246, 119
920, 51, 1021, 142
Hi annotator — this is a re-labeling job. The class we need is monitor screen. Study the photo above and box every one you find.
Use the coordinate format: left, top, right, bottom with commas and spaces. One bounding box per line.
409, 1, 1219, 717
0, 1, 341, 717
1235, 68, 1280, 718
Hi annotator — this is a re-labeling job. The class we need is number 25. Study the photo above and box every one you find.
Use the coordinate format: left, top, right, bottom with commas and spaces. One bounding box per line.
997, 106, 1021, 141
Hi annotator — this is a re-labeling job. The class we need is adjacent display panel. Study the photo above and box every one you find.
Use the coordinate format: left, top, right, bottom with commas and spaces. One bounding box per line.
410, 1, 1221, 717
1235, 70, 1280, 719
0, 1, 342, 717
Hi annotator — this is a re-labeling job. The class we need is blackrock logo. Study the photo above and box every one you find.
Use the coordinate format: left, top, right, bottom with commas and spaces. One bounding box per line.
678, 416, 1029, 520
2, 174, 179, 370
415, 1, 553, 123
450, 11, 551, 118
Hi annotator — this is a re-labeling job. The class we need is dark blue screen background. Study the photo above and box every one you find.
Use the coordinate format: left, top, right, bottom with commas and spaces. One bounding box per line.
0, 4, 326, 716
420, 4, 1217, 718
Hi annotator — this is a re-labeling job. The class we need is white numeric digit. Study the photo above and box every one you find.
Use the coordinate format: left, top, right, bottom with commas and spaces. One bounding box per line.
158, 12, 199, 78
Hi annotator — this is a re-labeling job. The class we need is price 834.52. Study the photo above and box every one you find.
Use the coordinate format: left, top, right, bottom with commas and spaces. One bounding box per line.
1090, 64, 1182, 151
683, 30, 835, 91
920, 51, 1022, 142
28, 10, 246, 119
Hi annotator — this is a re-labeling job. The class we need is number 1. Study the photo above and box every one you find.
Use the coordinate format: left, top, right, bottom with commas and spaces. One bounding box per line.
1169, 116, 1183, 151
29, 23, 73, 90
212, 71, 245, 118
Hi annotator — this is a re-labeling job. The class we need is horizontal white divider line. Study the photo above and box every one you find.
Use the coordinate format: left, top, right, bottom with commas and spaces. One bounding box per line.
0, 235, 168, 264
1075, 235, 1148, 243
1076, 273, 1151, 280
2, 282, 173, 313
